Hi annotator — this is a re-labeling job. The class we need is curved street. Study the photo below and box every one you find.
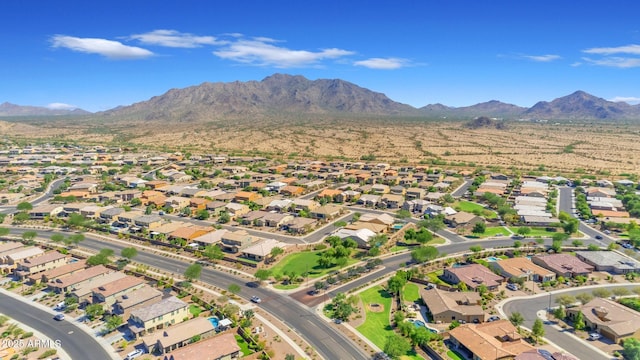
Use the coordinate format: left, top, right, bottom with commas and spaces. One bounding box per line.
0, 291, 115, 360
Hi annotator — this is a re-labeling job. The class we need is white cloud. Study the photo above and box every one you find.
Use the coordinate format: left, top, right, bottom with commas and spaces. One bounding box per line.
51, 35, 153, 59
583, 44, 640, 55
522, 54, 561, 62
129, 29, 222, 48
213, 37, 354, 68
609, 96, 640, 105
354, 57, 409, 69
582, 56, 640, 68
46, 103, 77, 110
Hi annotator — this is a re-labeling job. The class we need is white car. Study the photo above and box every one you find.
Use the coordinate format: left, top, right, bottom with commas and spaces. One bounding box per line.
125, 349, 145, 360
588, 333, 601, 341
506, 283, 519, 291
250, 296, 262, 303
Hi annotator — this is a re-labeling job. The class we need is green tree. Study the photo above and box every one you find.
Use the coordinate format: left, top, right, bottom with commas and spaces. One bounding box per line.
285, 354, 296, 360
532, 318, 545, 343
130, 198, 142, 207
573, 311, 585, 330
254, 269, 271, 284
509, 312, 524, 327
50, 233, 64, 243
269, 247, 284, 259
411, 245, 438, 263
575, 293, 593, 305
13, 212, 29, 223
623, 337, 640, 360
184, 264, 202, 281
551, 240, 563, 253
555, 294, 577, 307
472, 222, 486, 234
592, 288, 611, 298
203, 245, 224, 261
218, 211, 230, 224
517, 226, 531, 237
16, 202, 33, 211
572, 239, 583, 247
121, 247, 138, 260
469, 245, 482, 253
330, 292, 357, 321
410, 326, 432, 347
0, 227, 9, 236
383, 334, 411, 359
552, 232, 570, 242
195, 209, 210, 220
553, 305, 566, 320
67, 213, 87, 228
105, 315, 123, 332
85, 304, 104, 321
387, 274, 407, 297
228, 284, 241, 295
418, 217, 445, 232
21, 230, 38, 241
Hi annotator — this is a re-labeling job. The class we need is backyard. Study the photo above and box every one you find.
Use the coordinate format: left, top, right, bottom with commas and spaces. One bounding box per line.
402, 283, 421, 303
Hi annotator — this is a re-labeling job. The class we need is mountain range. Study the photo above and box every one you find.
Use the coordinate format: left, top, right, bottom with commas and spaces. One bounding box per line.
3, 74, 640, 121
0, 102, 91, 117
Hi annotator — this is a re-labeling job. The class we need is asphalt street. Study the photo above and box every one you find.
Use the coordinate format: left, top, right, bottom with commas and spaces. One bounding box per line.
502, 284, 640, 360
0, 291, 114, 360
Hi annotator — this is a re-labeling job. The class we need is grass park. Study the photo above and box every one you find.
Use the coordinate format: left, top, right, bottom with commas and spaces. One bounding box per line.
269, 250, 358, 279
356, 286, 423, 360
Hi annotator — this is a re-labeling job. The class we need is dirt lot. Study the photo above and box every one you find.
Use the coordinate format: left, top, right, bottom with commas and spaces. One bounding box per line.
5, 119, 640, 175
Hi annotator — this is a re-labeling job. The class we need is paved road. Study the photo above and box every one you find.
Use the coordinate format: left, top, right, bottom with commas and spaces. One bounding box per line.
502, 284, 640, 360
558, 186, 614, 246
56, 232, 370, 360
0, 292, 114, 360
451, 179, 473, 198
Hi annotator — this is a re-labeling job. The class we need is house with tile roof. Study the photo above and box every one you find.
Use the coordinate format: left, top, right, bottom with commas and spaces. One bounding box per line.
489, 257, 556, 283
566, 297, 640, 343
531, 254, 594, 278
442, 264, 504, 291
127, 296, 189, 338
161, 332, 241, 360
449, 320, 535, 360
421, 287, 485, 324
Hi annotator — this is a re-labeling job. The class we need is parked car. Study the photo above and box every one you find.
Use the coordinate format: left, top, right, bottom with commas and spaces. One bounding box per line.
588, 333, 601, 341
125, 349, 145, 360
251, 296, 262, 303
595, 235, 603, 240
506, 283, 519, 291
488, 315, 501, 322
53, 314, 65, 321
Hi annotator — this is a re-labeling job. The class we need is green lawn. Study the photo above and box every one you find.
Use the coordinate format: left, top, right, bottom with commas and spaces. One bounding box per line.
189, 305, 202, 317
356, 286, 394, 348
234, 335, 254, 356
508, 227, 561, 237
447, 350, 464, 360
426, 270, 445, 285
357, 286, 424, 360
269, 250, 358, 278
402, 283, 421, 303
453, 201, 497, 219
466, 226, 510, 239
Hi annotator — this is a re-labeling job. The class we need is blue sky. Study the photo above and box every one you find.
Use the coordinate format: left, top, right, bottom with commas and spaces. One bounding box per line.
2, 0, 640, 112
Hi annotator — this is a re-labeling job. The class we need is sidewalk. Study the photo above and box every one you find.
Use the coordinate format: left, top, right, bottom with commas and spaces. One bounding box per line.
0, 287, 120, 360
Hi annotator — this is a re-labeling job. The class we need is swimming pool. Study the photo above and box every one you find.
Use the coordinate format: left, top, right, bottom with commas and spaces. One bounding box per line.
485, 256, 500, 262
408, 319, 438, 333
208, 317, 219, 328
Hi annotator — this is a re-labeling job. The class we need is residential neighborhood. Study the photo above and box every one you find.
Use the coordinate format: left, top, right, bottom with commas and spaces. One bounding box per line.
1, 142, 640, 360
